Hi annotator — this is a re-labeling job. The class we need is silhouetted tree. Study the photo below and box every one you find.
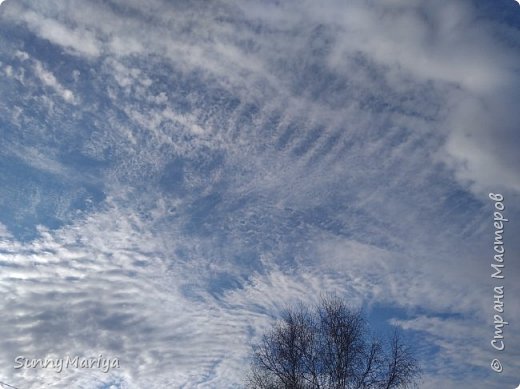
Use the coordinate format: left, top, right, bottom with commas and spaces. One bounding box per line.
247, 296, 420, 389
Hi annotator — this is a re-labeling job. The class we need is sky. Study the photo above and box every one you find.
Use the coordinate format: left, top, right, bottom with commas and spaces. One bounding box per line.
0, 0, 519, 388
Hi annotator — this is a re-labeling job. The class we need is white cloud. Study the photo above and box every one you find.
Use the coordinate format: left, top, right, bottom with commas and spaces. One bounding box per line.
220, 0, 520, 198
0, 200, 367, 388
14, 9, 101, 58
14, 50, 29, 61
33, 60, 77, 104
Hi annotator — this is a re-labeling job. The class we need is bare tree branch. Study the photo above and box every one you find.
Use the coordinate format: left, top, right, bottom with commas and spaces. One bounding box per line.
246, 296, 421, 389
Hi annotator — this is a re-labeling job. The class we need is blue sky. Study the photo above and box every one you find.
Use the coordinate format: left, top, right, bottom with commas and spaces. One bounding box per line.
0, 0, 519, 388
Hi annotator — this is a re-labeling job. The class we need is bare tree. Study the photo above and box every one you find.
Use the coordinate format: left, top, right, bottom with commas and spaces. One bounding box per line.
382, 331, 420, 389
246, 296, 420, 389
